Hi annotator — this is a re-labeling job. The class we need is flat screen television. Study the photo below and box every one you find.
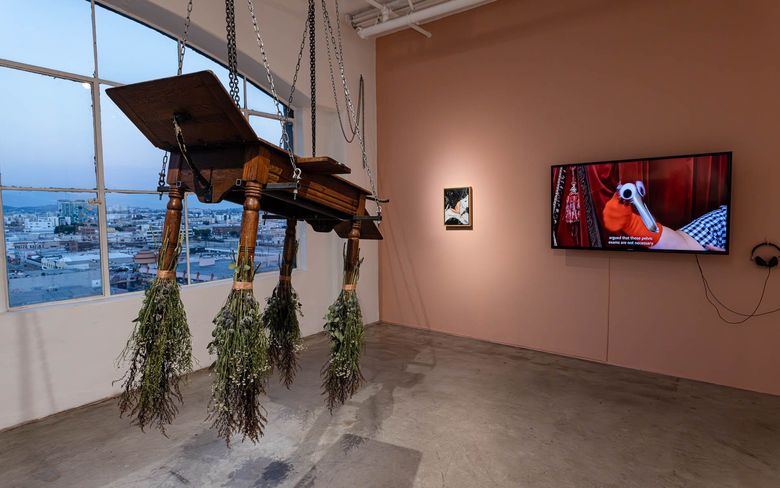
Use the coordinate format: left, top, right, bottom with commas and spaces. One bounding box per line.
551, 152, 731, 254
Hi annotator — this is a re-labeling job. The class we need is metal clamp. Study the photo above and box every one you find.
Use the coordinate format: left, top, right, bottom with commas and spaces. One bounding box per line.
264, 182, 301, 191
353, 215, 382, 222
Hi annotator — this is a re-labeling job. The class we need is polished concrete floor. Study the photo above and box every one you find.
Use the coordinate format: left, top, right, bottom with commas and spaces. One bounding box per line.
2, 323, 780, 487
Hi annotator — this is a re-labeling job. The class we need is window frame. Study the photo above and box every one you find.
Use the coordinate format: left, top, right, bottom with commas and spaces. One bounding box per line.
0, 0, 298, 311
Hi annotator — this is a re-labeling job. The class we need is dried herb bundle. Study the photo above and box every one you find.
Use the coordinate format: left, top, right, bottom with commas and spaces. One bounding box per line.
263, 281, 303, 388
207, 255, 271, 446
116, 236, 191, 435
322, 254, 365, 412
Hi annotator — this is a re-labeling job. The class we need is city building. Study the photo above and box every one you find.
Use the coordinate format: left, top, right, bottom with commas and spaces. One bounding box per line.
57, 199, 92, 225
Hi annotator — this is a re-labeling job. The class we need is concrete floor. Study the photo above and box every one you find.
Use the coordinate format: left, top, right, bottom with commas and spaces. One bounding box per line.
2, 323, 780, 487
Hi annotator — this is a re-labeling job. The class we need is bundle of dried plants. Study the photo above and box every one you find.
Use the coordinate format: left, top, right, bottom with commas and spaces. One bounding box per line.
207, 249, 271, 446
117, 232, 192, 435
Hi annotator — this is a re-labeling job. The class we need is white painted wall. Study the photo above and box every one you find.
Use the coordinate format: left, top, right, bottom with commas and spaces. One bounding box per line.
0, 0, 379, 430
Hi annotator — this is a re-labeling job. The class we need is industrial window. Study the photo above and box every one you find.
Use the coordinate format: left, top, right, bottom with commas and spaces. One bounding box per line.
0, 0, 295, 308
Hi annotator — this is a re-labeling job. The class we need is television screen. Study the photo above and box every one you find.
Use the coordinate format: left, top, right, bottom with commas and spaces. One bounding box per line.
551, 152, 731, 254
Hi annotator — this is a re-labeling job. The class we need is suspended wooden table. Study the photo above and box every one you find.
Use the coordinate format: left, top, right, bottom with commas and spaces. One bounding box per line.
106, 70, 382, 242
110, 71, 383, 441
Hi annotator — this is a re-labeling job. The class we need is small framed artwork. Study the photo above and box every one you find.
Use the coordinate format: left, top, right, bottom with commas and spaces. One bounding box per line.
444, 187, 472, 229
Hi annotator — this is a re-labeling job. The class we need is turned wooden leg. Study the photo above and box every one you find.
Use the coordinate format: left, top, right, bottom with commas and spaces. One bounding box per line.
343, 220, 362, 290
235, 181, 262, 288
157, 187, 183, 280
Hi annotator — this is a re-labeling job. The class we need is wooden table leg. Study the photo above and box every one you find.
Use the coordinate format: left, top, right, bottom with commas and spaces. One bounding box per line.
157, 187, 183, 279
235, 181, 262, 286
344, 220, 362, 289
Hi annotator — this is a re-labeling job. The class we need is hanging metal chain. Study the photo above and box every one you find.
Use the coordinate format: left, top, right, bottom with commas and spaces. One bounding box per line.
321, 0, 380, 215
177, 0, 193, 76
307, 0, 317, 155
246, 0, 301, 188
286, 17, 309, 110
225, 0, 241, 106
329, 0, 360, 138
173, 116, 211, 192
319, 0, 361, 143
157, 151, 169, 199
324, 30, 363, 144
156, 0, 194, 197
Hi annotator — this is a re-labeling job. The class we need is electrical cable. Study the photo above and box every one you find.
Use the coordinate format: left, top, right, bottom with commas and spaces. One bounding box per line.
695, 255, 780, 324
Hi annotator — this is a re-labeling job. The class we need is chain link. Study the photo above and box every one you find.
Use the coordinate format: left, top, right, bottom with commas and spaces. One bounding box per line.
157, 152, 169, 199
225, 0, 241, 106
246, 0, 300, 185
157, 0, 194, 195
328, 0, 360, 139
244, 0, 378, 210
319, 0, 361, 144
321, 0, 380, 215
173, 116, 212, 194
286, 18, 309, 110
177, 0, 193, 76
324, 31, 362, 144
308, 0, 317, 155
334, 0, 363, 140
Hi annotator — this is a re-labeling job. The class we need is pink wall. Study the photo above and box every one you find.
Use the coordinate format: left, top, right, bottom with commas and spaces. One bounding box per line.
377, 0, 780, 394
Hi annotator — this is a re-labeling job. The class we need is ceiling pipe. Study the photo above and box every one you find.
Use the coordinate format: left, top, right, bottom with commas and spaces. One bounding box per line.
364, 0, 432, 38
356, 0, 496, 39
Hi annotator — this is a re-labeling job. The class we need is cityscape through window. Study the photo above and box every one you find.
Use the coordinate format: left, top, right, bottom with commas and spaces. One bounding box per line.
0, 0, 296, 308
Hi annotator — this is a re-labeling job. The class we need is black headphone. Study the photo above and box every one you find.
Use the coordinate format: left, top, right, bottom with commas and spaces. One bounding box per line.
751, 242, 780, 268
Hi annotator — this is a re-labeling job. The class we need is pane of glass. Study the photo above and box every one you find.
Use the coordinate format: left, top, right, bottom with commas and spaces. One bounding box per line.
246, 80, 284, 115
186, 197, 240, 283
0, 0, 94, 75
100, 86, 165, 190
186, 195, 286, 283
181, 50, 243, 104
249, 115, 284, 146
2, 190, 102, 307
105, 193, 185, 295
95, 4, 177, 84
95, 4, 244, 98
0, 67, 96, 188
256, 215, 287, 274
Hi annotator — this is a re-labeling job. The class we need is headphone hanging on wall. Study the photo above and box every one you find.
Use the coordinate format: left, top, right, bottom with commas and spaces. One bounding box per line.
698, 241, 780, 325
751, 242, 780, 268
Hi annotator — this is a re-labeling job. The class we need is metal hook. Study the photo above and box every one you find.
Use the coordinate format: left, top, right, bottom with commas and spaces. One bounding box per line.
292, 167, 302, 200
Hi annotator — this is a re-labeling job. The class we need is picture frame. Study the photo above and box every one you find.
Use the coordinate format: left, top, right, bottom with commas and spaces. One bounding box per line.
444, 187, 472, 229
